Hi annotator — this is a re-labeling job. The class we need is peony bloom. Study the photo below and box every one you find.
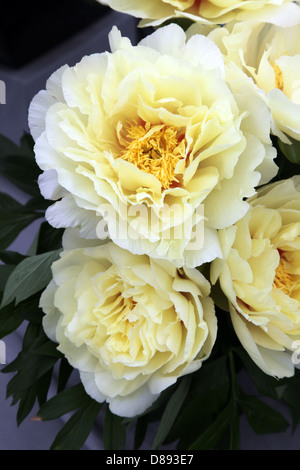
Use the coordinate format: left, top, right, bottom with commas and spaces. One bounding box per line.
40, 231, 217, 417
29, 24, 277, 268
211, 177, 300, 378
202, 20, 300, 143
96, 0, 300, 27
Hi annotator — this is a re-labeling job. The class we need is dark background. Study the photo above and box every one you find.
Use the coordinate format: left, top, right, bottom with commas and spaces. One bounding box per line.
0, 0, 110, 67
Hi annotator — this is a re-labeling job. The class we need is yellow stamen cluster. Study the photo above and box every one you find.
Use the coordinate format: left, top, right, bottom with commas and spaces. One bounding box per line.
273, 254, 294, 295
273, 64, 284, 91
119, 120, 186, 190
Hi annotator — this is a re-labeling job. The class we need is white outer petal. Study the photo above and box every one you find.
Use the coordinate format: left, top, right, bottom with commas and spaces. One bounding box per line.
139, 23, 186, 58
253, 2, 300, 27
185, 34, 225, 78
185, 226, 223, 267
45, 196, 98, 239
230, 303, 294, 378
40, 281, 60, 343
38, 170, 65, 200
46, 64, 69, 102
108, 384, 159, 418
28, 90, 56, 141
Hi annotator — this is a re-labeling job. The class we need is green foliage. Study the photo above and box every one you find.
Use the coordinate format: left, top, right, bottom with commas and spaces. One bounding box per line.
0, 133, 40, 196
271, 136, 300, 183
0, 193, 43, 250
0, 295, 41, 339
0, 132, 51, 252
0, 131, 102, 450
103, 406, 127, 450
152, 375, 192, 449
239, 391, 289, 435
0, 265, 15, 292
2, 322, 58, 425
277, 136, 300, 165
38, 384, 89, 421
281, 369, 300, 432
50, 398, 102, 450
1, 249, 61, 308
161, 17, 194, 31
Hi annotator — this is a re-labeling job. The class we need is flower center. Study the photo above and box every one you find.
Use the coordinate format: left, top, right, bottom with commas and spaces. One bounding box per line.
119, 120, 186, 190
273, 254, 294, 295
103, 294, 139, 354
273, 64, 284, 91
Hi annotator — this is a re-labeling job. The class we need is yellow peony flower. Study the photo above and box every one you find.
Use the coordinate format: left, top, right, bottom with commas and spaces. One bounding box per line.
40, 230, 217, 417
96, 0, 300, 27
29, 25, 277, 268
211, 177, 300, 378
203, 20, 300, 142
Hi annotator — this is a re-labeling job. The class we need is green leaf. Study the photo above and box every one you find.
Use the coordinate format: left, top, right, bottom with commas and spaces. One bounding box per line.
20, 133, 35, 154
0, 133, 24, 156
6, 353, 56, 401
212, 408, 240, 451
236, 348, 281, 400
192, 355, 230, 410
161, 17, 194, 31
22, 322, 42, 351
36, 222, 64, 255
3, 326, 57, 403
35, 340, 62, 358
103, 406, 126, 450
0, 303, 25, 339
0, 297, 41, 339
0, 155, 40, 196
188, 403, 231, 450
0, 251, 26, 265
282, 370, 300, 431
16, 367, 53, 426
38, 384, 87, 421
1, 249, 61, 308
37, 368, 53, 408
0, 265, 14, 292
16, 385, 38, 426
50, 398, 102, 450
56, 358, 74, 394
0, 306, 24, 338
173, 396, 213, 449
239, 391, 289, 435
277, 137, 300, 165
134, 414, 149, 450
165, 356, 230, 448
271, 138, 300, 183
0, 211, 41, 250
0, 132, 40, 196
152, 376, 192, 450
0, 193, 42, 250
229, 402, 240, 450
25, 196, 49, 212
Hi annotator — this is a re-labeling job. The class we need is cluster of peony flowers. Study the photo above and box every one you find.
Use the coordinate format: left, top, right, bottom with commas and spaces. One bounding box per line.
29, 0, 300, 417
